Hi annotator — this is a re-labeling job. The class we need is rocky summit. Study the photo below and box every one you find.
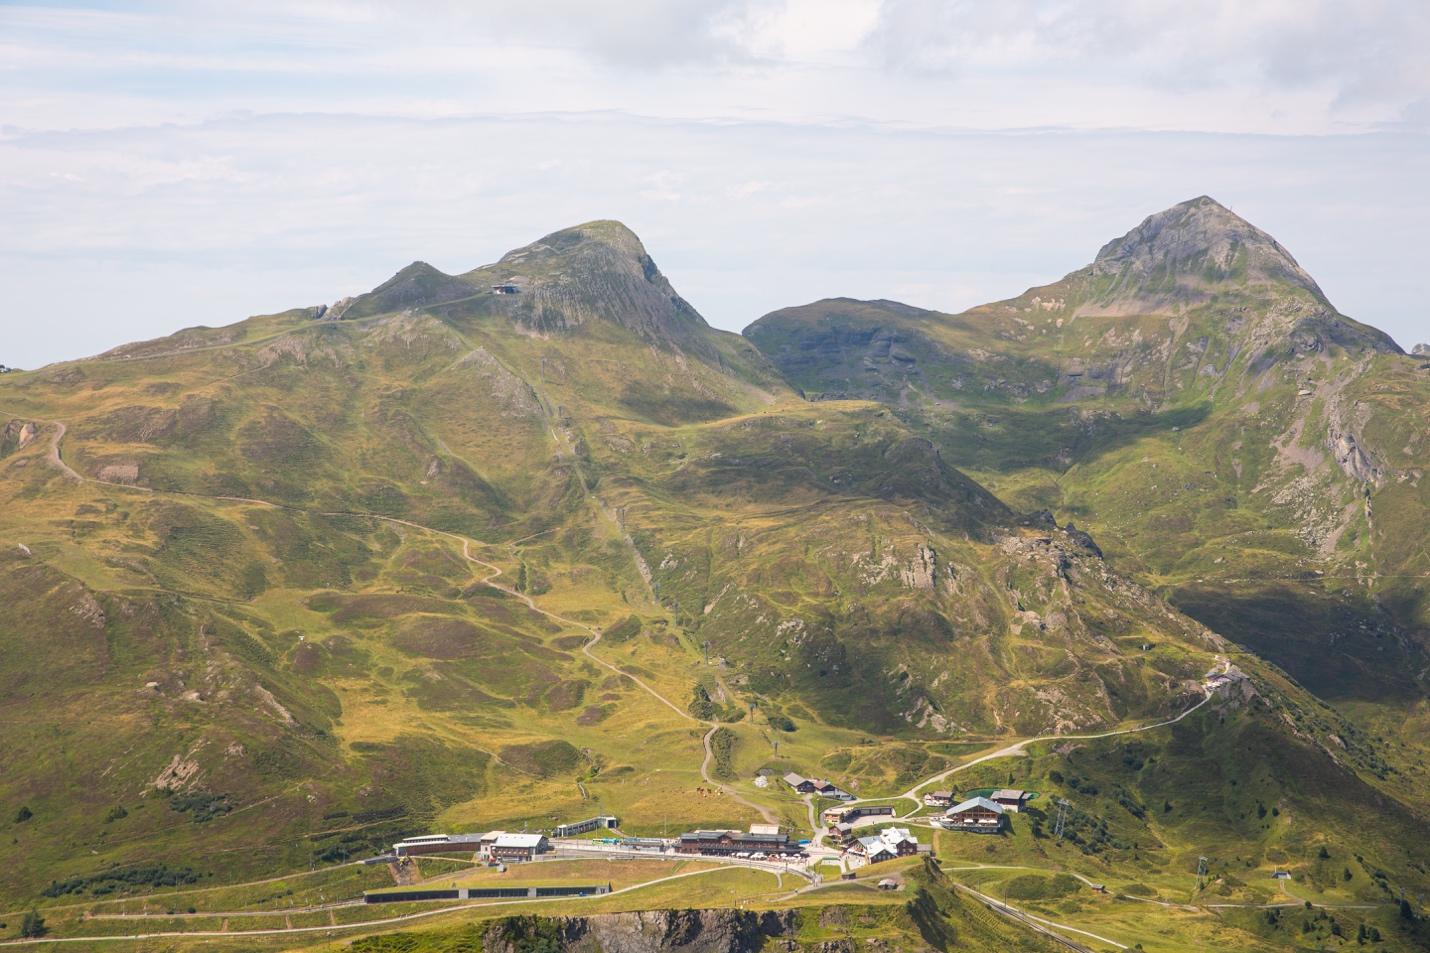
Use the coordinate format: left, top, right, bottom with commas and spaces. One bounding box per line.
0, 204, 1427, 953
1091, 196, 1327, 303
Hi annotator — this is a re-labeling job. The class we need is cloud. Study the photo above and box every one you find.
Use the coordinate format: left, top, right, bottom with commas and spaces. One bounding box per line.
0, 3, 1426, 365
865, 1, 1430, 124
2, 1, 1423, 135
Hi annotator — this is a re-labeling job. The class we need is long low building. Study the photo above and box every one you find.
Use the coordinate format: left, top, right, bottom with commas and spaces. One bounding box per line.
392, 834, 487, 857
553, 815, 619, 838
394, 831, 550, 861
823, 804, 895, 826
489, 832, 549, 862
675, 828, 804, 857
366, 884, 609, 904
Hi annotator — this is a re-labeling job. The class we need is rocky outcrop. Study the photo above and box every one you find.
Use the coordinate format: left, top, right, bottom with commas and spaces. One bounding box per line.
1329, 429, 1382, 486
1, 419, 38, 457
484, 909, 799, 953
318, 296, 354, 320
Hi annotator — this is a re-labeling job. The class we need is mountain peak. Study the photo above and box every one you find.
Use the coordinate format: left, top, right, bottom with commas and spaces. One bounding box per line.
1092, 195, 1325, 301
480, 220, 711, 340
498, 219, 647, 267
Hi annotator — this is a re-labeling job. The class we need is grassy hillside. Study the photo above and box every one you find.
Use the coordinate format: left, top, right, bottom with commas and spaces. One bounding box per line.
0, 215, 1424, 951
746, 197, 1430, 780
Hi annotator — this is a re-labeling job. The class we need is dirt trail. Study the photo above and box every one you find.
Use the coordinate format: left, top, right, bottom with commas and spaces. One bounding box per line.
45, 421, 84, 483
950, 881, 1117, 951
845, 688, 1218, 819
701, 725, 779, 825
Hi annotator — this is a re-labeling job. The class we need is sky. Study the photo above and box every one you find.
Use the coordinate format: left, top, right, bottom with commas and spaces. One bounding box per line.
2, 0, 1429, 367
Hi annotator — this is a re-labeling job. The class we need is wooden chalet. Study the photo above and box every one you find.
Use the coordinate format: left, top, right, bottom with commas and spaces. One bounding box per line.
942, 797, 1006, 833
990, 789, 1031, 812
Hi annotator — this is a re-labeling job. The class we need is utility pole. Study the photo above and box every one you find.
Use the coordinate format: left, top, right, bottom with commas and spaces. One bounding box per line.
1197, 856, 1209, 885
1053, 798, 1070, 840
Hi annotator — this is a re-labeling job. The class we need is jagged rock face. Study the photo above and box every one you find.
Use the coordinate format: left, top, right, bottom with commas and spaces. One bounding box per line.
1330, 429, 1382, 485
1414, 342, 1430, 356
484, 909, 799, 953
1091, 195, 1325, 304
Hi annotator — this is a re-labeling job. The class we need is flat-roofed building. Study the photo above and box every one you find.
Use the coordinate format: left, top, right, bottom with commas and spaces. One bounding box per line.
553, 815, 619, 838
393, 833, 487, 857
489, 833, 549, 862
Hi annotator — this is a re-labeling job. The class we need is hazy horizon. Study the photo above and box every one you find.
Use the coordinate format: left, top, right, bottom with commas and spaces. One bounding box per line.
4, 1, 1428, 366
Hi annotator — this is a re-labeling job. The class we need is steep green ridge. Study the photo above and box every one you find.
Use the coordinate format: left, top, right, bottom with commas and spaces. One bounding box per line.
746, 197, 1430, 725
0, 216, 1425, 951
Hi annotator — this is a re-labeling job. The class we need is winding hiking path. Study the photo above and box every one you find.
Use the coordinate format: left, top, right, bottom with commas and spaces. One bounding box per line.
700, 726, 780, 825
949, 881, 1123, 951
44, 421, 83, 482
847, 681, 1221, 819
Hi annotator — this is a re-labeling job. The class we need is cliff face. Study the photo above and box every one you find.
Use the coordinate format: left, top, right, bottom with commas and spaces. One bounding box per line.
483, 909, 801, 953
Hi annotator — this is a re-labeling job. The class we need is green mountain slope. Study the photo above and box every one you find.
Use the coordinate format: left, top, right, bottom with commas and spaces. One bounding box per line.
0, 216, 1425, 950
746, 197, 1430, 722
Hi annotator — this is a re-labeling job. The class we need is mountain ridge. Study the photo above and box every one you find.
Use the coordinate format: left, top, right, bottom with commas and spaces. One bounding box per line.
744, 197, 1430, 726
1, 210, 1427, 951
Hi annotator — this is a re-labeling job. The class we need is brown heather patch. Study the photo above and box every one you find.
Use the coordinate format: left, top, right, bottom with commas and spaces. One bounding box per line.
391, 617, 492, 660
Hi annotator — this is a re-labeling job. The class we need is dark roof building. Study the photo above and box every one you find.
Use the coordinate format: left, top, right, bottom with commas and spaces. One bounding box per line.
824, 804, 895, 826
990, 789, 1031, 812
675, 829, 803, 857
